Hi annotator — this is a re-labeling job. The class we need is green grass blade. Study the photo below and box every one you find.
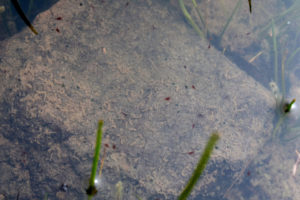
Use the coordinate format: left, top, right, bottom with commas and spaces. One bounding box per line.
272, 19, 278, 85
178, 132, 220, 200
219, 0, 242, 43
248, 0, 252, 13
191, 0, 207, 37
86, 120, 104, 197
272, 115, 285, 139
178, 0, 205, 38
286, 47, 300, 69
281, 53, 286, 98
259, 1, 300, 36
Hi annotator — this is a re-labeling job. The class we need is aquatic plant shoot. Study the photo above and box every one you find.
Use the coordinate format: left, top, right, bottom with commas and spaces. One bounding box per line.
284, 99, 296, 114
178, 0, 205, 38
178, 132, 220, 200
86, 120, 104, 198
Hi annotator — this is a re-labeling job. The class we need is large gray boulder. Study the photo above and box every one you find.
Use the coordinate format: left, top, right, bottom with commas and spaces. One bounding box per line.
0, 1, 276, 199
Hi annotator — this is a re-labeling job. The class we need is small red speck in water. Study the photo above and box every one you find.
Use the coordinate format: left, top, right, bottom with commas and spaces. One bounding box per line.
112, 144, 116, 149
56, 28, 60, 32
188, 151, 194, 155
247, 171, 251, 176
104, 144, 109, 148
192, 124, 195, 128
56, 17, 62, 20
165, 97, 170, 101
192, 85, 195, 89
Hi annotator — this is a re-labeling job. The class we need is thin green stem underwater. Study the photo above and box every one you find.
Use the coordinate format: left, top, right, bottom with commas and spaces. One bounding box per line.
178, 0, 205, 38
178, 132, 220, 200
286, 47, 300, 69
272, 19, 278, 86
219, 0, 242, 43
272, 114, 286, 139
281, 53, 286, 98
272, 99, 296, 139
86, 120, 104, 197
259, 1, 300, 35
191, 0, 207, 37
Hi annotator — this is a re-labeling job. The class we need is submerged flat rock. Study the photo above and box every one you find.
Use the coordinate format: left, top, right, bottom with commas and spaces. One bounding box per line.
0, 0, 275, 199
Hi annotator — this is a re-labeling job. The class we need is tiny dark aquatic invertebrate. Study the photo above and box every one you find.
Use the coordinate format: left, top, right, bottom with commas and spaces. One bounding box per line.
11, 0, 38, 35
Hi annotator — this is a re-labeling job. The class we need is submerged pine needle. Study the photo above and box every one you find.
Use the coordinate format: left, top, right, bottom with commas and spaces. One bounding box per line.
249, 51, 263, 63
260, 1, 300, 35
286, 47, 300, 69
11, 0, 38, 35
248, 0, 252, 13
